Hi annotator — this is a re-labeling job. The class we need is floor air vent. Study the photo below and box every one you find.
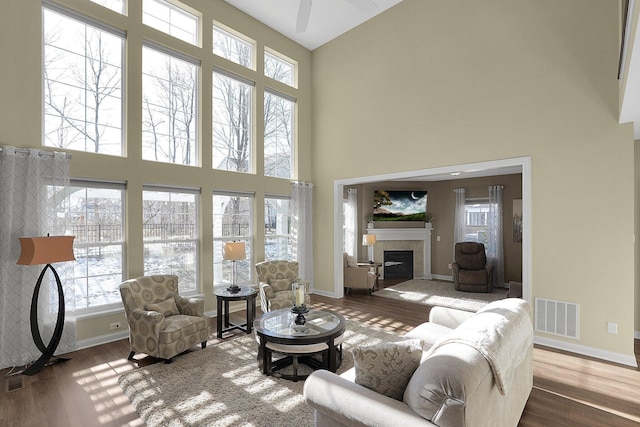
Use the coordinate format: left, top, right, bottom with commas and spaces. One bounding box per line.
535, 298, 579, 339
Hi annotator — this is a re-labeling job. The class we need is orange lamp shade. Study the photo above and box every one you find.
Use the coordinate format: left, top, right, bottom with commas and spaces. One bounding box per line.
362, 234, 377, 246
223, 241, 246, 261
16, 236, 76, 265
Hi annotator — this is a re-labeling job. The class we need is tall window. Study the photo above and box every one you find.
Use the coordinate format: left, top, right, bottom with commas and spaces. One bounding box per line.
213, 24, 253, 69
212, 71, 253, 172
90, 0, 125, 14
43, 8, 123, 156
142, 46, 199, 166
264, 197, 291, 260
213, 193, 253, 286
143, 0, 200, 46
68, 181, 125, 309
464, 200, 491, 245
143, 187, 199, 292
264, 91, 294, 178
264, 50, 295, 87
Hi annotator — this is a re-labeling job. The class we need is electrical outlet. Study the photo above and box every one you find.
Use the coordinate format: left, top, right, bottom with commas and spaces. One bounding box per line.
607, 322, 618, 334
447, 263, 452, 269
436, 235, 441, 242
110, 322, 121, 330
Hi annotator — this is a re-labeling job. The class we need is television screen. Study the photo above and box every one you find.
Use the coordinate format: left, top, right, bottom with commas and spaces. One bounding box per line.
373, 190, 428, 222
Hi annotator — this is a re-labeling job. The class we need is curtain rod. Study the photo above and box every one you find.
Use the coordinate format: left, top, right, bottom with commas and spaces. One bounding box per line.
0, 146, 72, 159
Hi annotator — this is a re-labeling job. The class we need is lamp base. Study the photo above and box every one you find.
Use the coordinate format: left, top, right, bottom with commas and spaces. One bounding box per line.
227, 285, 241, 293
291, 305, 309, 325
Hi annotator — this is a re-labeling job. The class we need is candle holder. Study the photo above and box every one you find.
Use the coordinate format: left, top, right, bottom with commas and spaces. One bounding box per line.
291, 282, 309, 325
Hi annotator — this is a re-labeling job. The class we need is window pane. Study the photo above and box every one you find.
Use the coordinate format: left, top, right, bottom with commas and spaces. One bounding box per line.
212, 72, 252, 172
69, 185, 125, 309
264, 198, 291, 260
264, 51, 295, 87
213, 194, 252, 286
264, 92, 293, 178
43, 9, 123, 156
143, 0, 199, 46
213, 25, 253, 69
142, 46, 198, 166
91, 0, 125, 14
465, 202, 490, 245
143, 190, 198, 292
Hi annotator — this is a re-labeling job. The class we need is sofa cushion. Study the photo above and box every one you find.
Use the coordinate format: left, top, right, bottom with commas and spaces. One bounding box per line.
404, 322, 452, 353
345, 254, 358, 268
144, 297, 179, 316
351, 339, 423, 401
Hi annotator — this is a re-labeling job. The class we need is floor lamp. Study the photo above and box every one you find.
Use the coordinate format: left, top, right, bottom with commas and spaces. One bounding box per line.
362, 233, 377, 263
223, 241, 246, 293
16, 235, 75, 376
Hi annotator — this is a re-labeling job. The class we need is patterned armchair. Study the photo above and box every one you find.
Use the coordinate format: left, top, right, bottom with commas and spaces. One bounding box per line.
255, 260, 310, 312
119, 274, 213, 363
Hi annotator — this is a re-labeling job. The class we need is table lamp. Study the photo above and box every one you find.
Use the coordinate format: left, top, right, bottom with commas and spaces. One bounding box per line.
223, 241, 246, 293
362, 233, 377, 263
16, 235, 75, 376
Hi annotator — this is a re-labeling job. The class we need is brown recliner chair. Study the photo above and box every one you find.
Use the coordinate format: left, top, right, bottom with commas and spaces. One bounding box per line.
452, 242, 494, 293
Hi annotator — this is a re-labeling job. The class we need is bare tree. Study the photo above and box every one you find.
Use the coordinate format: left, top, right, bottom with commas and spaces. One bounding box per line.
43, 14, 121, 153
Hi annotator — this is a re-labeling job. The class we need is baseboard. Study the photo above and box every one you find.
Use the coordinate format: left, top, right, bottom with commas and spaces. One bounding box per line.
431, 274, 453, 281
310, 288, 338, 298
76, 329, 129, 350
534, 335, 638, 368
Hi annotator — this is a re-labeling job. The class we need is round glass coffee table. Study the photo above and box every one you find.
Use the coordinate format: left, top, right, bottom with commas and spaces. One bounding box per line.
254, 309, 346, 382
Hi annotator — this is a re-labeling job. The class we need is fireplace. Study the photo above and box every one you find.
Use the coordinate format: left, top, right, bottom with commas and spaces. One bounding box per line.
383, 250, 414, 279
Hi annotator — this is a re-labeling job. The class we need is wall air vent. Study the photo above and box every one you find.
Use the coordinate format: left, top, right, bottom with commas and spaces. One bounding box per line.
535, 298, 579, 339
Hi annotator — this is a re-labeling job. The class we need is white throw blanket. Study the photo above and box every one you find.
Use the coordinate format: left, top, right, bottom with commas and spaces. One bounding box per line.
426, 298, 533, 395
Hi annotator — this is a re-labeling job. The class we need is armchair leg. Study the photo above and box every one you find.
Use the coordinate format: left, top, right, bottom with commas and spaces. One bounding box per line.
201, 341, 207, 349
127, 351, 135, 360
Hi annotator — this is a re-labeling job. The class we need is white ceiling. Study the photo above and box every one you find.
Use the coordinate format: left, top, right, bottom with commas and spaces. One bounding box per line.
224, 0, 404, 50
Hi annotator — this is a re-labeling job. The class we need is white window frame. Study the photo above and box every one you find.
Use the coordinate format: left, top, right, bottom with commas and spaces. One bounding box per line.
143, 0, 201, 47
142, 185, 200, 294
264, 48, 296, 88
212, 191, 255, 287
212, 22, 255, 70
69, 179, 126, 313
264, 194, 291, 261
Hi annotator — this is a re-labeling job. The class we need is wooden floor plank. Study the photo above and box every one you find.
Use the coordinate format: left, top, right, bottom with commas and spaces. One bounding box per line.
1, 286, 638, 426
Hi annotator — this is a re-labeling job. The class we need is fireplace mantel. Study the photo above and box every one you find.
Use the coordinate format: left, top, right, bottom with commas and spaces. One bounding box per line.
366, 224, 432, 279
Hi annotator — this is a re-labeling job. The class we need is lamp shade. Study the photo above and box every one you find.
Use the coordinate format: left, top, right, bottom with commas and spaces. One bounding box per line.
223, 241, 246, 261
362, 234, 377, 246
17, 236, 76, 265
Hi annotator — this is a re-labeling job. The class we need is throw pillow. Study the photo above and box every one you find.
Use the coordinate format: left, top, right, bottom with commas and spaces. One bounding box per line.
270, 278, 292, 292
346, 255, 358, 268
144, 297, 180, 316
351, 339, 424, 401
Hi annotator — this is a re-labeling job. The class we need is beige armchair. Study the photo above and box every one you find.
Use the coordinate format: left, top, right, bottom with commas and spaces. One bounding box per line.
343, 253, 376, 294
119, 274, 213, 363
255, 260, 310, 312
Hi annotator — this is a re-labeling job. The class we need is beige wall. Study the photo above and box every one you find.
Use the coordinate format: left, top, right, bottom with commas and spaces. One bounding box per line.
0, 0, 311, 341
312, 0, 635, 358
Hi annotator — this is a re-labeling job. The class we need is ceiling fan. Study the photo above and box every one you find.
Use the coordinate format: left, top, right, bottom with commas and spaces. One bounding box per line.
296, 0, 378, 33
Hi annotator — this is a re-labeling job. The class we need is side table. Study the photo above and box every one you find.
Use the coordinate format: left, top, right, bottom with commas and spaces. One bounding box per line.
215, 286, 258, 339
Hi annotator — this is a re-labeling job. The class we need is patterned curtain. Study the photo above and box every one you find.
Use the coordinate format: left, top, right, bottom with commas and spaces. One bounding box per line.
291, 181, 314, 289
453, 188, 466, 261
344, 188, 357, 256
487, 185, 505, 286
0, 146, 75, 370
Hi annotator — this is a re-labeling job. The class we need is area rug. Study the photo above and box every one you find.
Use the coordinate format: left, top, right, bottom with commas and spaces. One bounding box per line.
373, 279, 507, 312
118, 320, 399, 427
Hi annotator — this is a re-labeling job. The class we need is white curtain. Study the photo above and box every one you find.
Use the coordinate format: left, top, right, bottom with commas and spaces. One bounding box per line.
453, 188, 466, 260
291, 181, 314, 288
487, 185, 504, 286
0, 146, 76, 370
344, 188, 357, 256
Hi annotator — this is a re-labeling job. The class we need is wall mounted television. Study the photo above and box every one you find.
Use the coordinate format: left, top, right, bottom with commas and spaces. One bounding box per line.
373, 190, 428, 222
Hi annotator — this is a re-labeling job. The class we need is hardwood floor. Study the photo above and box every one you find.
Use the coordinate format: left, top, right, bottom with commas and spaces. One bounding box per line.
2, 289, 639, 427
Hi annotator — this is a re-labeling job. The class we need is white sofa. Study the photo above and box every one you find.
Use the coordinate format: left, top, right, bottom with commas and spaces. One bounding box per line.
303, 298, 533, 427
